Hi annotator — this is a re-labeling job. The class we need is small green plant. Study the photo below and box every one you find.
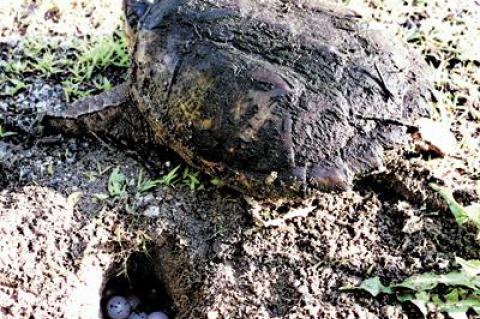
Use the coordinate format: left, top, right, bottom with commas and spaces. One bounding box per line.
0, 125, 17, 138
29, 50, 65, 77
350, 258, 480, 319
62, 78, 94, 102
431, 183, 480, 237
136, 169, 162, 194
93, 77, 112, 92
0, 33, 129, 100
23, 37, 49, 58
210, 177, 225, 187
0, 78, 27, 96
182, 167, 202, 191
159, 165, 180, 186
77, 33, 129, 71
2, 58, 29, 75
107, 167, 127, 199
62, 32, 129, 100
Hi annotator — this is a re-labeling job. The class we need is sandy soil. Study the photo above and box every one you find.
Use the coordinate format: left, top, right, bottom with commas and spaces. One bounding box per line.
0, 1, 479, 319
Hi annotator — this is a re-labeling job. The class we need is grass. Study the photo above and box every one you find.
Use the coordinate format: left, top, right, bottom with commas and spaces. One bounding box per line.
94, 165, 206, 214
1, 0, 478, 316
0, 125, 17, 139
0, 32, 130, 100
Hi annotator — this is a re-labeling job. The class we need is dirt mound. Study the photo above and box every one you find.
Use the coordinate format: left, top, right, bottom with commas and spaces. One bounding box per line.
0, 187, 107, 318
0, 152, 476, 319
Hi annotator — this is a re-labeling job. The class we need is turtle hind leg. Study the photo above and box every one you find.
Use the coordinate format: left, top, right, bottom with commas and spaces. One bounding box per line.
42, 83, 151, 146
42, 83, 171, 176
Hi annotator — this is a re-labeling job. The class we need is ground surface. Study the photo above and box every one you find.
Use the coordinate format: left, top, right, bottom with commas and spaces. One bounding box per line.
0, 1, 479, 319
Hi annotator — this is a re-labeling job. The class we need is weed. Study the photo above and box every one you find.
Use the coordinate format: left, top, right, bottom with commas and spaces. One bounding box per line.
93, 77, 112, 92
0, 125, 17, 139
29, 50, 65, 77
62, 32, 129, 100
350, 257, 480, 318
107, 167, 127, 199
135, 169, 162, 194
431, 183, 480, 237
77, 33, 129, 71
182, 167, 202, 191
62, 79, 93, 102
2, 58, 29, 75
159, 165, 180, 186
0, 31, 129, 101
0, 78, 27, 96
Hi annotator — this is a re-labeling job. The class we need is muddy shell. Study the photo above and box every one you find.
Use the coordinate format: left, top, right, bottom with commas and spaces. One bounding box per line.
123, 0, 431, 198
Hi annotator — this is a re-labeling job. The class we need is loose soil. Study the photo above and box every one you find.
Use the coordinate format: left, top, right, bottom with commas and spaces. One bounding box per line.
0, 1, 479, 319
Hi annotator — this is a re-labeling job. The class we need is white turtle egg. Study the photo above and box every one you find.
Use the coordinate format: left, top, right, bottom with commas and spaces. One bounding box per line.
128, 312, 148, 319
106, 296, 132, 319
127, 295, 141, 309
147, 311, 169, 319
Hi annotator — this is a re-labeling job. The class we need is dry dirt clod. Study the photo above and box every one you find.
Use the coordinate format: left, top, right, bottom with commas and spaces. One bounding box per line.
413, 118, 459, 157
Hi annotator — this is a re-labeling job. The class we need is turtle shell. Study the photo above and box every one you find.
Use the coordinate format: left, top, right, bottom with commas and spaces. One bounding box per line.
128, 0, 431, 198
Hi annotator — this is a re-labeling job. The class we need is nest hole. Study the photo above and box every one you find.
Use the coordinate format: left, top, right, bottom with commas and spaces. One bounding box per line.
101, 251, 175, 319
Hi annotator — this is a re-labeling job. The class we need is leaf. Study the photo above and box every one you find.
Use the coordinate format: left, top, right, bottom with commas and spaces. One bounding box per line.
394, 272, 480, 291
440, 272, 480, 290
456, 258, 480, 277
393, 273, 442, 291
430, 184, 470, 226
446, 289, 460, 303
107, 168, 127, 198
67, 191, 83, 208
411, 291, 430, 316
94, 193, 109, 201
436, 296, 480, 318
356, 277, 393, 297
160, 165, 180, 185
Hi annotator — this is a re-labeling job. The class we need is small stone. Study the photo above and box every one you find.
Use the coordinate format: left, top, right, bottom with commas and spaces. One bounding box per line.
136, 194, 155, 209
144, 205, 160, 218
207, 311, 219, 319
414, 118, 458, 157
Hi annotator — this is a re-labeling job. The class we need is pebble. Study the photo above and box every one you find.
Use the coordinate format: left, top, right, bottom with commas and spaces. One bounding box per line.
144, 205, 160, 218
415, 118, 458, 157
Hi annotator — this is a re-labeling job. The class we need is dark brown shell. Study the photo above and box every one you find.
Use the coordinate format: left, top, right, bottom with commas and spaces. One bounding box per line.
129, 0, 431, 198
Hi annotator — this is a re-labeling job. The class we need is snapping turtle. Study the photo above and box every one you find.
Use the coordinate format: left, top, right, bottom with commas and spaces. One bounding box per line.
45, 0, 432, 199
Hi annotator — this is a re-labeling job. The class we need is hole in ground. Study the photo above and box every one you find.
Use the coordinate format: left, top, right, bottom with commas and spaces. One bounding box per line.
101, 251, 175, 319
